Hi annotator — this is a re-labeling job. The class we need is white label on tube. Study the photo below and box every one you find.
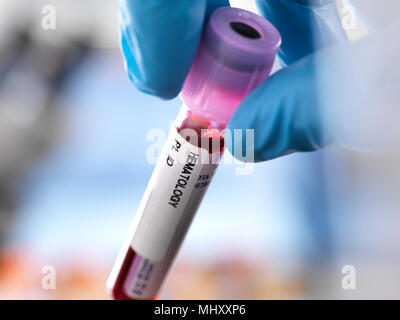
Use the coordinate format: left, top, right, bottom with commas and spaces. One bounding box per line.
130, 127, 214, 262
127, 149, 220, 299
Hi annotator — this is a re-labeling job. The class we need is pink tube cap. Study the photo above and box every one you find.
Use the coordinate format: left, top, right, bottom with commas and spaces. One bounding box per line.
181, 7, 281, 125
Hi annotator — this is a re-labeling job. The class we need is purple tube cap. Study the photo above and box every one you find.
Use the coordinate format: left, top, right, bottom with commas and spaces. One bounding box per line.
181, 7, 281, 125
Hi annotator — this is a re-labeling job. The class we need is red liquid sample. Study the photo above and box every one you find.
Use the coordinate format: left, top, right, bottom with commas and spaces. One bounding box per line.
108, 247, 138, 300
108, 108, 225, 300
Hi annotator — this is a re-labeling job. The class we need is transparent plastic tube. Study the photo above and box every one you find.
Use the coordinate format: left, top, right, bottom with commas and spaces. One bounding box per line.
107, 7, 281, 300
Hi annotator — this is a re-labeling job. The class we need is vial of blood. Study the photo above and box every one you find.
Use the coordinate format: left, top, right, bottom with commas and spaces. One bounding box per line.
107, 7, 281, 300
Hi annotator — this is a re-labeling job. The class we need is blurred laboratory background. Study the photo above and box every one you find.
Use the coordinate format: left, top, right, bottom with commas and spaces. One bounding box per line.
1, 0, 400, 299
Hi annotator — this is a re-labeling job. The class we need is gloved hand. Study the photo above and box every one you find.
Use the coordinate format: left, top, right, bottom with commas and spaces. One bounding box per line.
119, 0, 230, 99
229, 1, 400, 161
119, 0, 400, 162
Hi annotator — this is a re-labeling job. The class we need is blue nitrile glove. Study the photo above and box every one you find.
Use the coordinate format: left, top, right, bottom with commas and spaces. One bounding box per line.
228, 1, 400, 161
119, 0, 229, 99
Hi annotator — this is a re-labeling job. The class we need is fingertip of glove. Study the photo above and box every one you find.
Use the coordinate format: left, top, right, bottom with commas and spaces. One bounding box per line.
226, 124, 276, 163
127, 71, 181, 100
226, 75, 292, 163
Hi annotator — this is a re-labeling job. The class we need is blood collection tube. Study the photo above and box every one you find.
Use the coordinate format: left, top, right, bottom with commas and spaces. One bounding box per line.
107, 7, 281, 300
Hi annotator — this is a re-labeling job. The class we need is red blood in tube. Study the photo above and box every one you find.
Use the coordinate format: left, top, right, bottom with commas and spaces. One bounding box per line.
109, 246, 161, 300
